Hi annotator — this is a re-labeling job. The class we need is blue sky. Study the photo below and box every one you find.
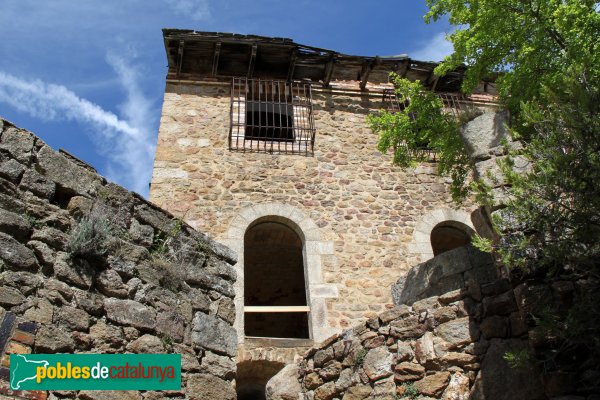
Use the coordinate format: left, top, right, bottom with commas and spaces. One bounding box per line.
0, 0, 453, 197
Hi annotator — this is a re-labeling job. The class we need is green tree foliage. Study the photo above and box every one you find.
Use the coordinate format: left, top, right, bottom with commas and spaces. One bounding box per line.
366, 74, 472, 200
426, 0, 600, 118
402, 0, 600, 371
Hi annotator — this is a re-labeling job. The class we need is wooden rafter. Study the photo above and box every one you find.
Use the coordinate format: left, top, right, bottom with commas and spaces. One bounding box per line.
399, 59, 410, 78
176, 40, 185, 78
287, 47, 298, 81
164, 39, 176, 70
322, 53, 336, 88
247, 43, 257, 78
212, 42, 221, 77
427, 70, 440, 91
360, 57, 379, 90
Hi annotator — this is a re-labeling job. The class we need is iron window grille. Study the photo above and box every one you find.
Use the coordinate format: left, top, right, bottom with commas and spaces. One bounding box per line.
230, 77, 316, 156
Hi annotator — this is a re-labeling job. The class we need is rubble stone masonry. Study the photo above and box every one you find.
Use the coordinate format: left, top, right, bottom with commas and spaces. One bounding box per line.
149, 82, 481, 356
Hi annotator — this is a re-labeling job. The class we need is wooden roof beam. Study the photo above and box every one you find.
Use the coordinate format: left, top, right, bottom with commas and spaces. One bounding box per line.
399, 59, 410, 78
427, 70, 440, 91
322, 53, 336, 88
176, 40, 185, 78
287, 47, 298, 81
247, 43, 257, 78
212, 42, 221, 77
164, 38, 176, 70
359, 57, 379, 90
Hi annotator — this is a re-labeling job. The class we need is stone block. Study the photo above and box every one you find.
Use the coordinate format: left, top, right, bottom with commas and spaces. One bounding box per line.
19, 169, 55, 199
36, 145, 102, 196
483, 290, 517, 316
35, 325, 75, 353
460, 111, 510, 162
104, 298, 156, 331
362, 346, 393, 381
0, 286, 25, 307
186, 374, 236, 400
58, 305, 90, 331
0, 232, 38, 271
0, 209, 30, 242
200, 352, 236, 380
413, 371, 451, 397
435, 317, 479, 349
126, 334, 165, 353
480, 315, 508, 339
191, 312, 237, 357
53, 253, 94, 289
0, 159, 25, 182
394, 362, 425, 382
0, 127, 35, 163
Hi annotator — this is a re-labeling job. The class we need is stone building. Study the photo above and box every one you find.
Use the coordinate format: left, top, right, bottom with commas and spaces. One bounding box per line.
149, 30, 496, 398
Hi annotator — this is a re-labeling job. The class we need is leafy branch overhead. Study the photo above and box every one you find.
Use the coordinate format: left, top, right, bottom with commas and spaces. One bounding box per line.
366, 74, 471, 201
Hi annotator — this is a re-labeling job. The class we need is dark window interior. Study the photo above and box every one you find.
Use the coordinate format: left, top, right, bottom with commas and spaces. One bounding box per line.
430, 222, 472, 256
245, 110, 294, 142
244, 222, 309, 339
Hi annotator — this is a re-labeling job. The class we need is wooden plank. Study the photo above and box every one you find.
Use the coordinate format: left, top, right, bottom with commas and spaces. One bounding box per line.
244, 306, 310, 313
244, 337, 314, 348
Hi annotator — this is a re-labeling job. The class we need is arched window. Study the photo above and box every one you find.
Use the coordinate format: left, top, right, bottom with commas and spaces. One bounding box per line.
244, 221, 310, 339
430, 221, 473, 256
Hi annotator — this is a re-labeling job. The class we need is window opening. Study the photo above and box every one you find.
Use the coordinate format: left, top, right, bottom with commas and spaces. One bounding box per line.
430, 221, 472, 256
230, 78, 315, 155
243, 222, 310, 339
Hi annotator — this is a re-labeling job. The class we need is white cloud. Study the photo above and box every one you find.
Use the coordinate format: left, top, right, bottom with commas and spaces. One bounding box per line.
410, 32, 454, 62
0, 56, 156, 197
165, 0, 212, 21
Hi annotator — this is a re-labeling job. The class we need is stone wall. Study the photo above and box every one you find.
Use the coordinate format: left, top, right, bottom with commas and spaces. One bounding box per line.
269, 242, 600, 399
0, 118, 238, 400
149, 82, 491, 355
265, 245, 541, 400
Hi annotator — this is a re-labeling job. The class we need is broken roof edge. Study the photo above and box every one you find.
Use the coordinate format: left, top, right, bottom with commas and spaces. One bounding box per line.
162, 29, 416, 62
161, 29, 494, 94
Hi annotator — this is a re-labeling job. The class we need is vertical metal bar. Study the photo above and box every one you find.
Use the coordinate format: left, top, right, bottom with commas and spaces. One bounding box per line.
277, 80, 282, 154
229, 77, 233, 150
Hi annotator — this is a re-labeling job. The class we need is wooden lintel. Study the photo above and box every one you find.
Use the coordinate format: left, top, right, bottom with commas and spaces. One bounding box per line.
322, 54, 336, 87
244, 306, 311, 313
287, 48, 298, 81
176, 40, 185, 78
247, 43, 257, 78
212, 42, 221, 77
359, 57, 379, 90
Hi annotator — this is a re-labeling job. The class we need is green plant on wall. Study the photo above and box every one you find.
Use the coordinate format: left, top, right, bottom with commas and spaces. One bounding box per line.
353, 348, 367, 367
398, 382, 419, 400
67, 207, 113, 260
